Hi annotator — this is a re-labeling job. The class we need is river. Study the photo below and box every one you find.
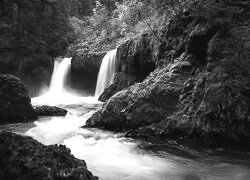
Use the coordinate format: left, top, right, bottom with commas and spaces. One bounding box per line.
0, 93, 250, 180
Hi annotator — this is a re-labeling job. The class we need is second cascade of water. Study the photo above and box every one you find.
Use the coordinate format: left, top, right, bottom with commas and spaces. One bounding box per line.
49, 57, 72, 95
95, 49, 117, 97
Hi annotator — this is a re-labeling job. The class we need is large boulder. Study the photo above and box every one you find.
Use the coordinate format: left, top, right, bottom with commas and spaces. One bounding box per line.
86, 1, 250, 150
0, 131, 98, 180
0, 74, 37, 124
87, 57, 193, 131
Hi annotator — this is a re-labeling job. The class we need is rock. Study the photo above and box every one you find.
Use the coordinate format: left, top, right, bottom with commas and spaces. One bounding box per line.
34, 105, 68, 116
0, 131, 98, 180
71, 51, 107, 91
186, 23, 219, 62
0, 74, 37, 124
126, 3, 250, 150
87, 1, 250, 150
117, 33, 156, 82
86, 66, 188, 131
98, 72, 136, 102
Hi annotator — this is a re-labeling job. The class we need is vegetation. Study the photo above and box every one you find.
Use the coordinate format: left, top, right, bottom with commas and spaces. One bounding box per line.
68, 0, 193, 54
0, 0, 74, 82
0, 0, 73, 57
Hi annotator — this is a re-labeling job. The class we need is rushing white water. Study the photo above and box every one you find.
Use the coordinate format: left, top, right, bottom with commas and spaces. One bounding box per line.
95, 49, 117, 97
32, 57, 99, 105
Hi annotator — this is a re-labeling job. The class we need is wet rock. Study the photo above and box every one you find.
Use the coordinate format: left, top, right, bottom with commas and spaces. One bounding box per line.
34, 105, 68, 116
71, 51, 106, 75
87, 67, 187, 131
117, 33, 156, 82
0, 74, 37, 124
0, 131, 98, 180
71, 51, 106, 91
98, 72, 136, 102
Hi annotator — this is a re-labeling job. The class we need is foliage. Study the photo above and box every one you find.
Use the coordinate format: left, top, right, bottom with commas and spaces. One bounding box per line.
68, 0, 197, 54
0, 0, 73, 55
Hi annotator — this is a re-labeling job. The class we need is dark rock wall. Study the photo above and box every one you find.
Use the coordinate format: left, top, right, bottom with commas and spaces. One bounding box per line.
117, 33, 157, 82
70, 51, 106, 93
87, 1, 250, 150
0, 74, 37, 124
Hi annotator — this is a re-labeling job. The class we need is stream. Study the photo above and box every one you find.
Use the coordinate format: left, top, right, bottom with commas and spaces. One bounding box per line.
1, 94, 250, 180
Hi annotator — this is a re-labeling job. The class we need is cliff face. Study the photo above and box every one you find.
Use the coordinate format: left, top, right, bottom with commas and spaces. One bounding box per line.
87, 1, 250, 150
71, 51, 106, 92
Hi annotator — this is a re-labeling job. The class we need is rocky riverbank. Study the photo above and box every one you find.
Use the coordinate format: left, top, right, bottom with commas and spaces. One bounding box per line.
0, 131, 98, 180
86, 1, 250, 151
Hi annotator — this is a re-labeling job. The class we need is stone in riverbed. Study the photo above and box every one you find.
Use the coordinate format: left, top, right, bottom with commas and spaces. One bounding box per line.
34, 105, 68, 116
0, 131, 98, 180
0, 74, 37, 124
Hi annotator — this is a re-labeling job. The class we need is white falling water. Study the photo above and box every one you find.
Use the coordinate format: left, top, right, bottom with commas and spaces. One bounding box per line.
95, 49, 117, 97
32, 57, 99, 105
49, 57, 71, 95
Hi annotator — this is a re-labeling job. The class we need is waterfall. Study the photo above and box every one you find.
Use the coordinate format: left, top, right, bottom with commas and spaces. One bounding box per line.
49, 57, 71, 95
32, 56, 101, 105
95, 49, 117, 97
